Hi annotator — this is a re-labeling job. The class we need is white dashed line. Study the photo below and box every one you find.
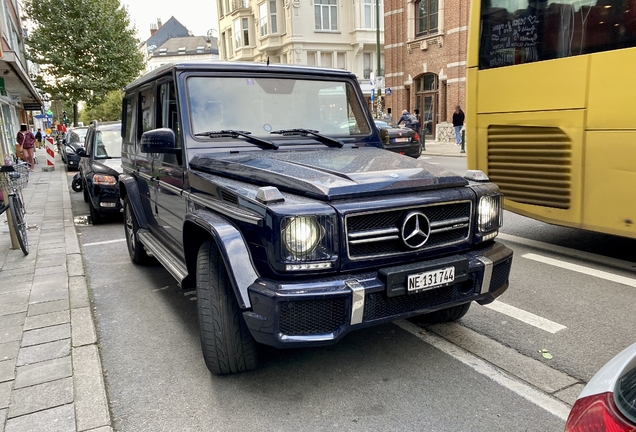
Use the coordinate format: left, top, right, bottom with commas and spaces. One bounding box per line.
395, 320, 571, 421
482, 301, 567, 333
83, 239, 126, 247
523, 253, 636, 288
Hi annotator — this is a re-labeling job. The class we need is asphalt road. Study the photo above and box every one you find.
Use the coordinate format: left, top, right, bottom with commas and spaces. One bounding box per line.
66, 156, 636, 431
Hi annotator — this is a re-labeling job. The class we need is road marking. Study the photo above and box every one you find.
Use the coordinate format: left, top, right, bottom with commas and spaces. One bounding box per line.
483, 301, 567, 334
498, 233, 636, 272
83, 239, 126, 247
152, 286, 171, 292
395, 320, 571, 421
523, 253, 636, 288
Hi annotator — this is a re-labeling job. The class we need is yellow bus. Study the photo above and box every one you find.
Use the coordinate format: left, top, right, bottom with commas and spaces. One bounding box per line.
466, 0, 636, 239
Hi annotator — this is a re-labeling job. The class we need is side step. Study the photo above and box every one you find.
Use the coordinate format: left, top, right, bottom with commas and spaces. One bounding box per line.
137, 230, 188, 285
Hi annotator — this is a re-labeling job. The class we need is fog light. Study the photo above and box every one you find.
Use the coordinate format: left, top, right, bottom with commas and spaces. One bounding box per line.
285, 262, 332, 271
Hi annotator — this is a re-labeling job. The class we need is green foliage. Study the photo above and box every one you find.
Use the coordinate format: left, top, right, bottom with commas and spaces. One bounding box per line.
79, 90, 123, 124
24, 0, 143, 107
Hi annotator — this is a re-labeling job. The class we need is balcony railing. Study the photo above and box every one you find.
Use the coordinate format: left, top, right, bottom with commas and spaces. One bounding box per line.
230, 0, 249, 12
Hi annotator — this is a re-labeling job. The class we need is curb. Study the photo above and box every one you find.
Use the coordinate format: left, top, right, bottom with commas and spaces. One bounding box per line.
60, 167, 113, 432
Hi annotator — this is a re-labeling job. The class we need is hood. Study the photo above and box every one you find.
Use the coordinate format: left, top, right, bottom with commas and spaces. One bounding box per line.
92, 158, 123, 175
189, 148, 467, 200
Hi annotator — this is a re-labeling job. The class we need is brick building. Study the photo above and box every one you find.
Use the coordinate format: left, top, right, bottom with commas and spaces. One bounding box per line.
384, 0, 469, 137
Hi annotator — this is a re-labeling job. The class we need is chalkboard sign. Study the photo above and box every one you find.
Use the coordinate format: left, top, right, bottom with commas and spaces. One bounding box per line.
482, 11, 539, 68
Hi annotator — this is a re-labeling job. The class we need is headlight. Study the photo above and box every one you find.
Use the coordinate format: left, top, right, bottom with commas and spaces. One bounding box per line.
282, 216, 325, 256
478, 194, 503, 233
93, 174, 117, 186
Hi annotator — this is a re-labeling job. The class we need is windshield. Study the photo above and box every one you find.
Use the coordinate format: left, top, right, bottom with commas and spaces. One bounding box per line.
187, 76, 371, 139
94, 129, 122, 159
68, 129, 88, 145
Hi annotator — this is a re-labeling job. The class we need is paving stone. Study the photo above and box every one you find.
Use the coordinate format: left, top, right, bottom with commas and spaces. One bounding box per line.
31, 274, 68, 293
9, 377, 73, 418
23, 310, 69, 331
16, 339, 70, 367
0, 304, 27, 318
14, 357, 71, 390
0, 381, 10, 409
0, 268, 33, 278
83, 427, 113, 432
0, 314, 25, 330
21, 324, 70, 348
0, 327, 22, 345
33, 265, 66, 277
0, 359, 16, 383
0, 283, 31, 295
73, 345, 110, 431
37, 242, 66, 252
555, 383, 585, 406
29, 289, 68, 305
35, 254, 67, 269
0, 274, 32, 286
71, 309, 95, 347
27, 300, 68, 317
0, 342, 20, 362
0, 292, 30, 306
4, 403, 75, 432
66, 254, 83, 277
37, 247, 65, 257
0, 409, 6, 432
69, 277, 89, 309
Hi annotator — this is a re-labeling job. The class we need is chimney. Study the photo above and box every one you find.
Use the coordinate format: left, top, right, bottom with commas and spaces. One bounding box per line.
157, 18, 162, 29
150, 23, 158, 37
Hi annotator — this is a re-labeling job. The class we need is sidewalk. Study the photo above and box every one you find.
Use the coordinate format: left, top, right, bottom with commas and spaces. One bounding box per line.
421, 139, 467, 157
0, 155, 111, 432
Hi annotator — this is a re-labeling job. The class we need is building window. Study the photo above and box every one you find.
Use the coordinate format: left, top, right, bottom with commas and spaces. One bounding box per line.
234, 20, 241, 49
416, 0, 438, 37
270, 1, 278, 33
363, 0, 382, 29
363, 52, 371, 79
321, 52, 333, 68
307, 51, 316, 66
227, 28, 233, 56
259, 3, 268, 36
337, 52, 346, 69
218, 0, 224, 16
242, 18, 250, 46
315, 0, 338, 31
220, 32, 226, 59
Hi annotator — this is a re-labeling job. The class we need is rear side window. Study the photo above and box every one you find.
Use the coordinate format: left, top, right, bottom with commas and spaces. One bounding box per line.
123, 96, 135, 142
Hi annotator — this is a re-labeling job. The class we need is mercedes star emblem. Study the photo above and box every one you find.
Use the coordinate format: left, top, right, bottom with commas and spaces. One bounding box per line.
401, 211, 431, 249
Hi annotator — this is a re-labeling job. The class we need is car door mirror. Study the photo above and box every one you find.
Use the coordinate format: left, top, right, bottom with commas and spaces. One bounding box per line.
76, 147, 87, 157
141, 128, 181, 154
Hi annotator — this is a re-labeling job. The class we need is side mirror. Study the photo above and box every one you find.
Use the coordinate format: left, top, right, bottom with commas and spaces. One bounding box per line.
76, 147, 87, 157
141, 128, 181, 154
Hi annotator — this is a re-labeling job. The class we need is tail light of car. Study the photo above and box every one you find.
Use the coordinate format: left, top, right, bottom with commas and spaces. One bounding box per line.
414, 132, 420, 142
565, 392, 636, 432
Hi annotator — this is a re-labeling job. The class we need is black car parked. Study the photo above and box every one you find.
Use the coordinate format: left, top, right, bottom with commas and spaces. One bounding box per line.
77, 121, 123, 223
375, 120, 421, 158
61, 127, 89, 170
119, 62, 513, 375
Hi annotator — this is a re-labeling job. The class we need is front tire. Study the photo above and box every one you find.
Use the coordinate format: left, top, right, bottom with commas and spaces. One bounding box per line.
196, 241, 257, 375
123, 197, 151, 265
9, 195, 29, 255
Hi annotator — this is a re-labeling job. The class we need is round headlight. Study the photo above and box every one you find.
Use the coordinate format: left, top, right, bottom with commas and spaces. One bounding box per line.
282, 217, 323, 255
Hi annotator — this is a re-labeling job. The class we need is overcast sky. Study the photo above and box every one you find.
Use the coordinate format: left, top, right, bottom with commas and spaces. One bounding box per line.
120, 0, 219, 41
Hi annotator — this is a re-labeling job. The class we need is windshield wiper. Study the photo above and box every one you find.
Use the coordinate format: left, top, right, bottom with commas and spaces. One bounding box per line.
269, 128, 343, 148
195, 130, 279, 150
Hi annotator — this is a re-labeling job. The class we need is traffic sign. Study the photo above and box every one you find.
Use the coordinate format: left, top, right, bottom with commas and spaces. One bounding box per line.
385, 88, 392, 95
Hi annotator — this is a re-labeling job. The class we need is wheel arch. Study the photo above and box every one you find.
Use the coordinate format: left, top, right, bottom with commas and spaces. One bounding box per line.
183, 210, 259, 309
119, 175, 149, 230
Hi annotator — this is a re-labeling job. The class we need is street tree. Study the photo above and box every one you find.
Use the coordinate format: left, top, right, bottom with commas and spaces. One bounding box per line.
79, 90, 124, 124
23, 0, 143, 126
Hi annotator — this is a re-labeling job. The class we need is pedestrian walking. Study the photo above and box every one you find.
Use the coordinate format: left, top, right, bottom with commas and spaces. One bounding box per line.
453, 105, 465, 146
413, 109, 423, 144
35, 128, 43, 149
17, 124, 36, 170
397, 109, 418, 131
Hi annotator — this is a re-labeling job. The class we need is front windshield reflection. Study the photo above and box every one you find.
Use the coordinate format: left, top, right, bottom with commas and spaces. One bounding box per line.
94, 130, 122, 159
187, 77, 371, 139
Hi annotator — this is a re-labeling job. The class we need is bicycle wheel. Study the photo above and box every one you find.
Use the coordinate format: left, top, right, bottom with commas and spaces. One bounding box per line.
9, 194, 29, 255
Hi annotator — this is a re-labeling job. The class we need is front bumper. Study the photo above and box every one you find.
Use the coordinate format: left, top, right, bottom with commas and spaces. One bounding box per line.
66, 154, 80, 169
244, 241, 512, 348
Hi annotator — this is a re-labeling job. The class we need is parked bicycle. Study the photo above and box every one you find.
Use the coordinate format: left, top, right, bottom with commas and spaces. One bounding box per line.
0, 162, 30, 255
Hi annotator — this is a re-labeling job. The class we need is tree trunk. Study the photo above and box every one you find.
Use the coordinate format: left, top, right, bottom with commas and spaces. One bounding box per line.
73, 103, 78, 127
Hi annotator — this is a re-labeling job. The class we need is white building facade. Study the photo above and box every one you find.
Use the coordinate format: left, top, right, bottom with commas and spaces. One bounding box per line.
217, 0, 384, 101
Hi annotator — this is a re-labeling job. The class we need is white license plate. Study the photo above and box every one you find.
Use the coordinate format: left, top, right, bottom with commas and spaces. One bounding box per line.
407, 267, 455, 292
393, 137, 410, 143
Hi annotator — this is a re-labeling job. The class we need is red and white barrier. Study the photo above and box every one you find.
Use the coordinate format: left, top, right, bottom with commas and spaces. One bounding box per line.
45, 137, 55, 167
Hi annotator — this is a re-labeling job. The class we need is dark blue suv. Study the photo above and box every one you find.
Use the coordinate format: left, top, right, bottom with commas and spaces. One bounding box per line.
118, 62, 513, 375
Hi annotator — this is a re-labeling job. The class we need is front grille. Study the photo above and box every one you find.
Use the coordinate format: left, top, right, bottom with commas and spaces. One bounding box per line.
279, 298, 347, 336
487, 125, 571, 209
489, 258, 512, 292
363, 274, 478, 321
346, 201, 471, 259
